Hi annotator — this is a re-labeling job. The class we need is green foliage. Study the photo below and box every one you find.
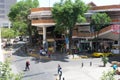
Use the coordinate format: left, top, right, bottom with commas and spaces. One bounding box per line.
52, 0, 88, 34
102, 56, 109, 67
101, 70, 115, 80
8, 0, 39, 36
1, 28, 16, 39
91, 13, 111, 31
12, 21, 28, 36
52, 0, 88, 53
77, 15, 87, 23
0, 60, 23, 80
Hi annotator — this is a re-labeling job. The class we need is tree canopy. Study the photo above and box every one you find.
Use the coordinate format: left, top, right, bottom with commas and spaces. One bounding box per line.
52, 0, 88, 33
1, 28, 16, 39
91, 13, 111, 31
8, 0, 39, 36
0, 60, 22, 80
52, 0, 88, 51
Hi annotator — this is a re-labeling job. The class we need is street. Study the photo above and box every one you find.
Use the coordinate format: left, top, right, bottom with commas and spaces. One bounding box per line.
10, 46, 114, 80
5, 42, 120, 80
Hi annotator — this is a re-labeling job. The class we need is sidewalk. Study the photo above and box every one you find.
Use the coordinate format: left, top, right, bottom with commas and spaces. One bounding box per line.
7, 45, 120, 80
62, 66, 112, 80
59, 65, 120, 80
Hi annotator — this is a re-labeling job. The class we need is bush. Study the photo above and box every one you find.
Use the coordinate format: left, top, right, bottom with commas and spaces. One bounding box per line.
102, 56, 109, 67
101, 70, 115, 80
0, 60, 23, 80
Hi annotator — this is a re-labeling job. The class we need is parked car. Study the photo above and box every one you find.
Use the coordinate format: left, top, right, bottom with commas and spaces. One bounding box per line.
92, 52, 113, 57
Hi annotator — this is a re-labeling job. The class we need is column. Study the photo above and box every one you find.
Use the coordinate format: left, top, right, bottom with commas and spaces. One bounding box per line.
90, 41, 92, 49
66, 29, 69, 50
43, 27, 47, 48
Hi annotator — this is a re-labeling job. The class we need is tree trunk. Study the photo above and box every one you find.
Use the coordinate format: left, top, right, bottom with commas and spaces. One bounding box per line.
69, 27, 73, 55
103, 62, 106, 67
27, 20, 32, 45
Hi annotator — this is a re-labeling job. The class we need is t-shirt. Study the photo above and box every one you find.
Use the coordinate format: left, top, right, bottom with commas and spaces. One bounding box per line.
40, 49, 43, 54
113, 64, 118, 70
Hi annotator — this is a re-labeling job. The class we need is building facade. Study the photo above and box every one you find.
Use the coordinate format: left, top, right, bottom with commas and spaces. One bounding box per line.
0, 0, 17, 28
28, 4, 120, 52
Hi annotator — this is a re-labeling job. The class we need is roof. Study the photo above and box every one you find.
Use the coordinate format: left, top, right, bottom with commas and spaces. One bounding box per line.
91, 5, 120, 10
88, 2, 96, 7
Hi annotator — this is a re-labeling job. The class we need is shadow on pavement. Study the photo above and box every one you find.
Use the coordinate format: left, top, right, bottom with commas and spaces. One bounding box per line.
30, 53, 69, 63
13, 50, 28, 57
23, 72, 45, 78
13, 58, 29, 62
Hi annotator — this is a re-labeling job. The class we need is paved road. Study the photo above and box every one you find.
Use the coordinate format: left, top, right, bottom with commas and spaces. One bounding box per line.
9, 43, 120, 80
11, 52, 115, 80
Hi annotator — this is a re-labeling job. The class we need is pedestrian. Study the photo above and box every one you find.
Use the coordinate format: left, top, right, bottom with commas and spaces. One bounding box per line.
45, 48, 48, 54
58, 64, 62, 74
25, 61, 30, 71
112, 64, 118, 74
48, 51, 51, 58
58, 69, 62, 80
39, 47, 43, 56
113, 64, 118, 70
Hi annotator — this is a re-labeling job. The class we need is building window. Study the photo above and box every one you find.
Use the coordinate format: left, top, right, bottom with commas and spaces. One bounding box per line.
0, 5, 4, 8
0, 15, 5, 18
2, 23, 9, 28
0, 10, 5, 14
0, 0, 4, 3
114, 41, 118, 44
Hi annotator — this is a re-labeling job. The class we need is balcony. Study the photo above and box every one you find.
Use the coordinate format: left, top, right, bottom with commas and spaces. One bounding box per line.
31, 7, 51, 12
72, 25, 112, 39
32, 19, 54, 23
32, 19, 55, 27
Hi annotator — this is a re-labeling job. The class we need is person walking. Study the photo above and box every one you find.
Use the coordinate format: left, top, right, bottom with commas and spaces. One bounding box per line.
58, 69, 62, 80
25, 61, 30, 71
58, 64, 62, 74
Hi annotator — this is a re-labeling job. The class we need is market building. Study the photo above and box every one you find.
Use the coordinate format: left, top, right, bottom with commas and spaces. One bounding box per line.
28, 3, 120, 53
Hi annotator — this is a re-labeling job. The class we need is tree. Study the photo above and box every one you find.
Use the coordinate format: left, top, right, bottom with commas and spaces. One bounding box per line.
101, 70, 115, 80
8, 0, 39, 42
52, 0, 88, 53
0, 60, 23, 80
1, 28, 16, 39
90, 13, 111, 51
12, 21, 27, 36
102, 56, 109, 67
91, 13, 111, 32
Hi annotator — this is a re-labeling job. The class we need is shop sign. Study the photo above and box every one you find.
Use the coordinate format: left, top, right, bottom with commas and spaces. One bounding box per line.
111, 25, 120, 34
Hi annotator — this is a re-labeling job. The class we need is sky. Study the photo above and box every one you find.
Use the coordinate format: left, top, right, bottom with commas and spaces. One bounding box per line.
39, 0, 120, 7
18, 0, 120, 7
